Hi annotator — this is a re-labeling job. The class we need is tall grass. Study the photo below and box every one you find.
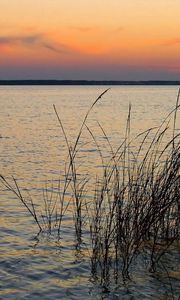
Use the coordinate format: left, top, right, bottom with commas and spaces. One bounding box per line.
0, 88, 179, 285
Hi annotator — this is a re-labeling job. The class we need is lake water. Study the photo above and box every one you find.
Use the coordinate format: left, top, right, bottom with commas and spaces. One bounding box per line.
0, 86, 179, 299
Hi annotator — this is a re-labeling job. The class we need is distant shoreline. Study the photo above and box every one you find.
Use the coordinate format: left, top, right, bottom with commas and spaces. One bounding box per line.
0, 80, 180, 86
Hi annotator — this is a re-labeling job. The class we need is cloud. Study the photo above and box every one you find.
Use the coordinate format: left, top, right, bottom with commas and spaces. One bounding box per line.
114, 26, 124, 33
0, 33, 73, 54
161, 38, 180, 46
70, 26, 97, 32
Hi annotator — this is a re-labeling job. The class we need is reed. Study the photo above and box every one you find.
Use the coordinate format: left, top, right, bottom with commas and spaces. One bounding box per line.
0, 88, 179, 287
88, 89, 180, 283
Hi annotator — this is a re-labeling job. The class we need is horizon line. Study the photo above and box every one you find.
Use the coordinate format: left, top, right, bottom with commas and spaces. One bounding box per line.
0, 79, 180, 86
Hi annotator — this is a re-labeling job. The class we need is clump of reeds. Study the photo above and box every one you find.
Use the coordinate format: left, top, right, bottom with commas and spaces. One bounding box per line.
0, 89, 109, 238
87, 89, 180, 284
0, 88, 179, 287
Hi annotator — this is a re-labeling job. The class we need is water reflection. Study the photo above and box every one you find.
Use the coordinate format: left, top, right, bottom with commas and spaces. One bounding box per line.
0, 86, 179, 299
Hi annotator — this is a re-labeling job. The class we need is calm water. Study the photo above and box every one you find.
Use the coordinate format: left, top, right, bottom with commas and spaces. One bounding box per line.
0, 86, 179, 299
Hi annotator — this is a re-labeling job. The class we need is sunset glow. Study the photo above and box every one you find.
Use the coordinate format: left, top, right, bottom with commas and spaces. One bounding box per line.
1, 0, 180, 79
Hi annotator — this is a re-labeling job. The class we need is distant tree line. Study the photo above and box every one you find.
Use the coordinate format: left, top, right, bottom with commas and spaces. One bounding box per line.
0, 80, 180, 85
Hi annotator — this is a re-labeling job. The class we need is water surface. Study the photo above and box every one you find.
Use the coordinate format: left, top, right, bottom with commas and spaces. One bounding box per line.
0, 86, 179, 299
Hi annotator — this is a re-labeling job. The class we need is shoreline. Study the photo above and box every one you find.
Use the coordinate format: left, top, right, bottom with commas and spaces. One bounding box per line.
0, 80, 180, 86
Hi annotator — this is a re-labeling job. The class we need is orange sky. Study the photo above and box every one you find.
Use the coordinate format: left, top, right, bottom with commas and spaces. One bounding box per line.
1, 0, 180, 79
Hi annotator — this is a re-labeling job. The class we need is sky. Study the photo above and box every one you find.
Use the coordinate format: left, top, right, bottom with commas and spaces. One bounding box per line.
0, 0, 180, 80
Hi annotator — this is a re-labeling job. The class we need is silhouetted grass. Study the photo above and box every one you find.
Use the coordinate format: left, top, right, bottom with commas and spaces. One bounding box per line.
0, 88, 179, 287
